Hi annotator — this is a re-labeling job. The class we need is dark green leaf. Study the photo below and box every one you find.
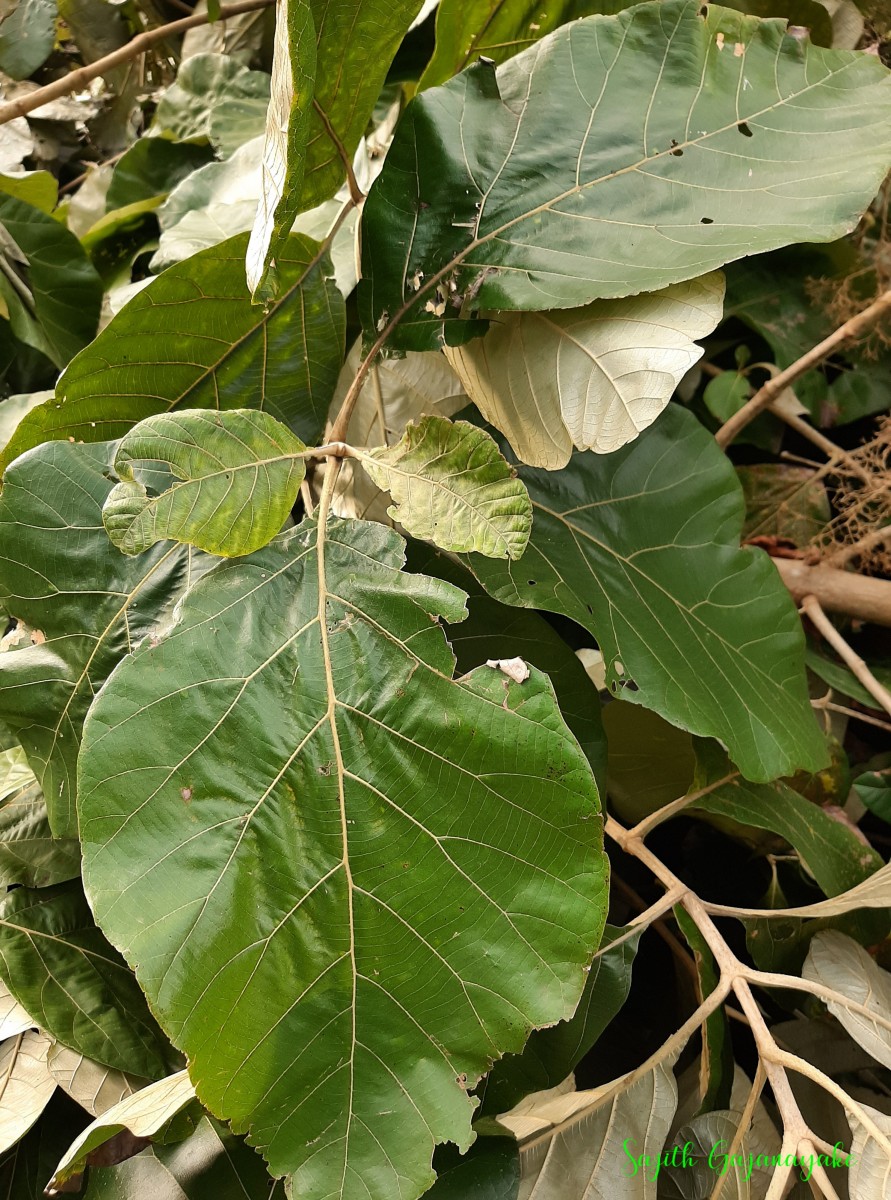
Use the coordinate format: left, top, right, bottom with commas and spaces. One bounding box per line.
426, 1137, 519, 1199
406, 542, 608, 790
156, 1116, 286, 1199
0, 233, 344, 474
479, 924, 640, 1115
361, 0, 891, 351
78, 515, 607, 1200
0, 765, 81, 887
466, 404, 827, 783
603, 700, 697, 827
737, 464, 831, 546
854, 765, 891, 826
0, 881, 173, 1079
0, 194, 102, 369
674, 907, 733, 1113
106, 141, 215, 211
0, 440, 212, 836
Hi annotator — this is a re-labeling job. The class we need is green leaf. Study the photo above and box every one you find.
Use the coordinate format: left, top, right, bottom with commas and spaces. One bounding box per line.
0, 233, 344, 474
0, 194, 102, 369
479, 924, 640, 1115
78, 515, 607, 1200
0, 882, 174, 1079
297, 0, 423, 212
358, 415, 531, 557
425, 1138, 519, 1199
0, 1032, 55, 1154
420, 0, 598, 88
603, 700, 697, 827
155, 1116, 286, 1200
691, 741, 884, 901
466, 403, 826, 783
854, 766, 891, 825
445, 274, 724, 467
104, 410, 307, 558
106, 141, 215, 210
0, 752, 80, 887
674, 907, 733, 1114
51, 1072, 197, 1189
360, 0, 891, 351
0, 171, 57, 212
405, 541, 608, 789
0, 0, 56, 79
151, 54, 271, 152
83, 1152, 189, 1200
245, 0, 316, 297
0, 440, 211, 837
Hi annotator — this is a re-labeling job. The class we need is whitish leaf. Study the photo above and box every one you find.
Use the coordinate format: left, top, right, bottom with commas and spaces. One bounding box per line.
329, 338, 466, 449
1, 233, 344, 474
245, 0, 316, 297
181, 0, 269, 63
497, 1048, 681, 1198
0, 1032, 54, 1154
104, 410, 306, 558
361, 0, 891, 351
51, 1072, 197, 1189
803, 932, 891, 1070
444, 275, 725, 468
328, 340, 467, 523
849, 1102, 891, 1200
0, 389, 52, 449
0, 882, 173, 1079
0, 746, 32, 802
358, 416, 531, 557
0, 977, 33, 1040
0, 441, 212, 836
467, 404, 826, 783
711, 862, 891, 921
78, 516, 607, 1200
47, 1044, 146, 1118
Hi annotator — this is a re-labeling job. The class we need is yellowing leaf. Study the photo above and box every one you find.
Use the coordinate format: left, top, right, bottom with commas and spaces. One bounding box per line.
359, 416, 532, 558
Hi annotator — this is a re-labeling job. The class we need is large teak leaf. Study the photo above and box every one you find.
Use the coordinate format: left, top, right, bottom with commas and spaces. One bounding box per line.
0, 440, 210, 837
466, 404, 826, 782
445, 274, 725, 467
78, 516, 607, 1200
360, 0, 891, 350
104, 410, 307, 557
0, 233, 344, 475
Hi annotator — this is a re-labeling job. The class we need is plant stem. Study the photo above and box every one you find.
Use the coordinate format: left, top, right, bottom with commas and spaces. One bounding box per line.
771, 556, 891, 628
716, 288, 891, 448
0, 0, 277, 127
800, 594, 891, 716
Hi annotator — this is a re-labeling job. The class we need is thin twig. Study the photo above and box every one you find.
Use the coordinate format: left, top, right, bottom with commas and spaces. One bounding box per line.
627, 770, 739, 839
801, 594, 891, 716
813, 696, 891, 734
0, 0, 277, 127
716, 289, 891, 447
